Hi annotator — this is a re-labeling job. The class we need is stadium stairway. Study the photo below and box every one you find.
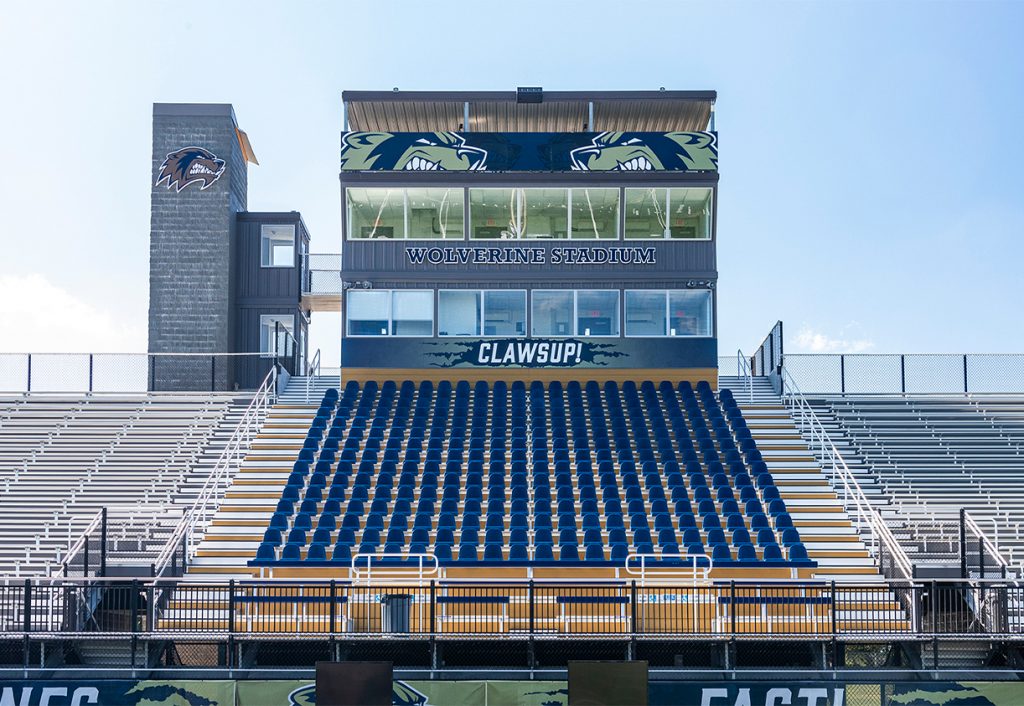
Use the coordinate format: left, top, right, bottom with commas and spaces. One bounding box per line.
799, 395, 1024, 575
718, 376, 881, 582
0, 391, 253, 577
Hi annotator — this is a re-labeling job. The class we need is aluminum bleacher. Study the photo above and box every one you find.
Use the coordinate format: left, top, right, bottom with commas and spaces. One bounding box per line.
0, 391, 253, 576
800, 394, 1024, 572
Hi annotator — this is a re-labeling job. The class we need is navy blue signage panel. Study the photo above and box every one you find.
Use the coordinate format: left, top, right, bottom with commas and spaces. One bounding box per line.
341, 337, 716, 370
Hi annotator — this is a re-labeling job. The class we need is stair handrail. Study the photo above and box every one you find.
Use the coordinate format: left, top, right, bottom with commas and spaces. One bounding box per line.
151, 366, 277, 580
779, 364, 916, 582
963, 510, 1015, 579
736, 349, 754, 404
305, 348, 321, 403
49, 509, 103, 577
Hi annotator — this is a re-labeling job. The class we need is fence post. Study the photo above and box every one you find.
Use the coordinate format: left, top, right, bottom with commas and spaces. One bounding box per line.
23, 579, 31, 633
963, 355, 969, 393
840, 355, 846, 394
228, 579, 235, 636
26, 354, 32, 393
900, 355, 906, 394
329, 580, 336, 634
730, 580, 737, 635
430, 580, 437, 636
88, 354, 94, 393
528, 580, 535, 635
100, 508, 107, 578
149, 355, 156, 392
630, 580, 637, 634
830, 580, 837, 635
210, 356, 217, 392
131, 579, 139, 633
959, 509, 967, 579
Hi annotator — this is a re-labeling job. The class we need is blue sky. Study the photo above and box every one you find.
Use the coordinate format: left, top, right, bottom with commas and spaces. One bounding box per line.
1, 1, 1021, 365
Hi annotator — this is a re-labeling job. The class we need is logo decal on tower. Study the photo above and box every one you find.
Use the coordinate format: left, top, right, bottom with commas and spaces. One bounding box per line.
155, 146, 226, 192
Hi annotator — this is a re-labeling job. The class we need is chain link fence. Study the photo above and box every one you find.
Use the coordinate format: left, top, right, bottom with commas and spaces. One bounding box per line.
784, 353, 1024, 395
303, 253, 343, 295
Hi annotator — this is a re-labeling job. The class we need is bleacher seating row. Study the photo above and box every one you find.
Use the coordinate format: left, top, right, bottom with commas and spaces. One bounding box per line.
250, 380, 815, 568
0, 393, 249, 576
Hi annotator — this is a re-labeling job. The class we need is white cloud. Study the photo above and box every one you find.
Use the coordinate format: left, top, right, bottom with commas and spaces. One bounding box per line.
0, 273, 145, 353
793, 324, 874, 354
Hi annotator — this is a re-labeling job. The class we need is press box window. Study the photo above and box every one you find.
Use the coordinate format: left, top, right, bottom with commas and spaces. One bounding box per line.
261, 225, 295, 267
625, 290, 713, 337
531, 291, 573, 336
624, 188, 713, 240
347, 188, 463, 239
439, 290, 526, 337
669, 290, 713, 336
470, 188, 618, 240
576, 290, 619, 336
346, 290, 434, 336
260, 315, 295, 356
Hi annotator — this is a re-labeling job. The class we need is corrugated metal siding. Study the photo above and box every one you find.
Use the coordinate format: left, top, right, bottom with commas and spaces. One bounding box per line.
235, 218, 303, 301
342, 240, 716, 282
347, 99, 712, 132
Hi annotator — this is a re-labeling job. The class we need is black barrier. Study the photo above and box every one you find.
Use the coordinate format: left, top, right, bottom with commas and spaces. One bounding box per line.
3, 579, 1024, 639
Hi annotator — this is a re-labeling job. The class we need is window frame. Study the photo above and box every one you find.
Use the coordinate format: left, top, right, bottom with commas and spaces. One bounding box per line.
623, 289, 714, 338
437, 289, 529, 338
259, 314, 296, 357
530, 289, 575, 337
260, 224, 296, 268
622, 187, 714, 242
345, 187, 466, 241
345, 289, 435, 337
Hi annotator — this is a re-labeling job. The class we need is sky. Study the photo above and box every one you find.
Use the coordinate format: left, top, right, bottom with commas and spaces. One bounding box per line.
0, 1, 1022, 366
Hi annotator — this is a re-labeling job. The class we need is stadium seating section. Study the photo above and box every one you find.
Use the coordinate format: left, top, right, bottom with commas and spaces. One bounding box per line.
249, 380, 815, 568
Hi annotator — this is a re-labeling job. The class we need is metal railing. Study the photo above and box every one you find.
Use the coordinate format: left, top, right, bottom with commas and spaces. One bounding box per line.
3, 577, 1023, 638
783, 353, 1024, 395
752, 321, 783, 376
0, 352, 279, 393
151, 367, 278, 579
779, 365, 916, 583
305, 348, 321, 403
736, 348, 754, 404
302, 253, 343, 295
49, 506, 182, 579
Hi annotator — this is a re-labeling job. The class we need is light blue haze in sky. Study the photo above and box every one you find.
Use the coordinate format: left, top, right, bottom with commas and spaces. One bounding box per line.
0, 1, 1021, 365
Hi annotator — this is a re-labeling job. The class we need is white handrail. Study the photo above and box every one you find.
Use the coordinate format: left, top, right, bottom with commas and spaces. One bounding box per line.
305, 349, 321, 403
151, 366, 277, 579
963, 511, 1015, 578
779, 364, 916, 581
350, 552, 439, 583
736, 349, 754, 404
624, 553, 713, 586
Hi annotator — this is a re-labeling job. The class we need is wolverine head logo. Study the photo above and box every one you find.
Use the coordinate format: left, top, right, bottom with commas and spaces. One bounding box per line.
156, 146, 226, 192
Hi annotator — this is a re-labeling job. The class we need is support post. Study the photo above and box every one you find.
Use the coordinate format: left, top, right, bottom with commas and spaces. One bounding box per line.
211, 356, 217, 392
88, 354, 94, 393
228, 579, 235, 636
26, 354, 32, 393
329, 580, 336, 634
23, 579, 31, 633
100, 508, 107, 578
963, 355, 969, 393
840, 355, 846, 394
960, 509, 968, 579
900, 355, 906, 394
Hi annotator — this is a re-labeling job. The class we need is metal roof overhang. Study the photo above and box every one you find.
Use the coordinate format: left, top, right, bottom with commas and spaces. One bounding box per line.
343, 90, 716, 133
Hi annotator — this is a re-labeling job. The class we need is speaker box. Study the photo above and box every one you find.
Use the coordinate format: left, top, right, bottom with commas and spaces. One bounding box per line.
568, 660, 648, 706
315, 661, 393, 706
